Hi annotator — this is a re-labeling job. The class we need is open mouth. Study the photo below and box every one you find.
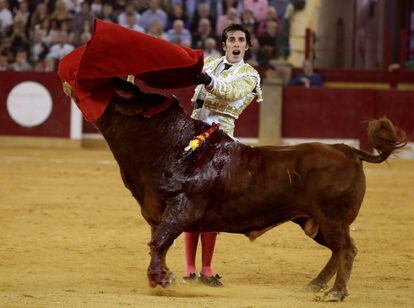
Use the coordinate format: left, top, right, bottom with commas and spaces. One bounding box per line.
232, 50, 241, 56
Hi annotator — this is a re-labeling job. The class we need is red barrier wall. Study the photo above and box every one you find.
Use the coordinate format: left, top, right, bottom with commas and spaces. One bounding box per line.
0, 72, 71, 138
282, 87, 414, 150
375, 90, 414, 133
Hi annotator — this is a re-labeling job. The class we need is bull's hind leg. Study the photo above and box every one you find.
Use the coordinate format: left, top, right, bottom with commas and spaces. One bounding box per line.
317, 225, 358, 301
292, 218, 338, 292
307, 252, 338, 292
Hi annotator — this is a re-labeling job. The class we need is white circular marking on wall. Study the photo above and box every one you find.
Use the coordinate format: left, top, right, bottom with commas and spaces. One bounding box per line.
7, 81, 53, 127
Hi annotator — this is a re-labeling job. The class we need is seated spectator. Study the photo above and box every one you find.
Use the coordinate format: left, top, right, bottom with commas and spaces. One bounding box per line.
191, 18, 216, 50
30, 2, 48, 28
220, 0, 242, 16
90, 0, 103, 16
62, 0, 82, 14
0, 0, 13, 34
123, 12, 144, 32
216, 7, 241, 36
9, 49, 32, 71
33, 59, 45, 71
276, 1, 294, 59
140, 0, 167, 32
47, 32, 75, 60
0, 35, 12, 56
147, 20, 167, 39
113, 0, 128, 12
13, 0, 30, 27
99, 2, 116, 23
50, 0, 73, 28
47, 19, 62, 46
117, 1, 141, 27
35, 18, 55, 47
0, 52, 8, 70
288, 60, 323, 87
74, 19, 91, 45
79, 31, 92, 45
134, 0, 147, 14
246, 37, 269, 67
257, 6, 279, 36
31, 28, 49, 62
203, 37, 221, 58
166, 2, 189, 30
73, 1, 94, 33
241, 9, 257, 31
190, 2, 216, 34
166, 19, 191, 47
258, 20, 278, 59
270, 0, 295, 19
10, 15, 30, 54
243, 0, 268, 22
44, 57, 56, 72
59, 21, 75, 45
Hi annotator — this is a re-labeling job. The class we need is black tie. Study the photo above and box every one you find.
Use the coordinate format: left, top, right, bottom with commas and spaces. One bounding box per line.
224, 63, 232, 71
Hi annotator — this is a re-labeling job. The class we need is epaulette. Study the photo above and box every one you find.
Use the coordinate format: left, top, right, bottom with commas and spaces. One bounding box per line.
237, 64, 259, 76
204, 56, 221, 66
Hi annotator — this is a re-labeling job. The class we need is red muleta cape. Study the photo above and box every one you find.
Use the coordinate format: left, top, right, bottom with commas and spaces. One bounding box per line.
58, 19, 204, 121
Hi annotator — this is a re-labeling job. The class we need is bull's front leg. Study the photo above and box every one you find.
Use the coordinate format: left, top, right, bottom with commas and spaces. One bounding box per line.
147, 196, 195, 288
147, 222, 180, 287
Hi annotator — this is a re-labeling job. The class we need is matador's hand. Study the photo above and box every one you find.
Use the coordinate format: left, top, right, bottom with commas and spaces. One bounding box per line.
196, 72, 212, 86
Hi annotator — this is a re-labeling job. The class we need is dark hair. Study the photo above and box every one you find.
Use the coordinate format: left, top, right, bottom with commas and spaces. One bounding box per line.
221, 24, 252, 47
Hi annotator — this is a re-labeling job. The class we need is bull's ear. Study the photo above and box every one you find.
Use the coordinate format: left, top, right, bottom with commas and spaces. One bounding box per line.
112, 77, 141, 100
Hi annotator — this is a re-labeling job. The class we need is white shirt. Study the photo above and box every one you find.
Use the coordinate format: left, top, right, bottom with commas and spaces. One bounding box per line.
47, 43, 75, 60
0, 8, 13, 33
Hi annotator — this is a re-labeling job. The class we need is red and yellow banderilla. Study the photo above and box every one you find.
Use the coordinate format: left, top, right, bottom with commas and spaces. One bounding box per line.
184, 123, 219, 152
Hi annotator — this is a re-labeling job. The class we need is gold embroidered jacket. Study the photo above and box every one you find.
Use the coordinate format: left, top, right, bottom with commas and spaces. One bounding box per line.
191, 56, 263, 119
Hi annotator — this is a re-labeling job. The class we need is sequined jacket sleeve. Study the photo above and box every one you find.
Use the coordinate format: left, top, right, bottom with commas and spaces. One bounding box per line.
208, 74, 258, 102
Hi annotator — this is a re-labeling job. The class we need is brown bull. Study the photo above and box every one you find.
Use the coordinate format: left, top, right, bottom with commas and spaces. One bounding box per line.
92, 78, 406, 301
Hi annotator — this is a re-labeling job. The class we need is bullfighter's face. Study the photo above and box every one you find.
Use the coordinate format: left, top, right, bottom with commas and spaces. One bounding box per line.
222, 30, 249, 64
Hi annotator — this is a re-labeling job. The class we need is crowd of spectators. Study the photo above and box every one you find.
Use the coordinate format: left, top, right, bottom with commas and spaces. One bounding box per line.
0, 0, 298, 73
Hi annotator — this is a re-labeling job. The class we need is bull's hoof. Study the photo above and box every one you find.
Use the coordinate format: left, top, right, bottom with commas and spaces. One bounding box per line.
148, 271, 176, 288
315, 289, 348, 302
166, 271, 177, 285
305, 281, 328, 293
198, 273, 223, 287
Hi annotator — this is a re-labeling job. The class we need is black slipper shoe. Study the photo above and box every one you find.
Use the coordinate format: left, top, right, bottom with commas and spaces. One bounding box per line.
198, 273, 223, 287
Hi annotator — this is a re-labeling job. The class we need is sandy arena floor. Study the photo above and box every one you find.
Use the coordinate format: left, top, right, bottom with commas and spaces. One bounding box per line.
0, 146, 413, 307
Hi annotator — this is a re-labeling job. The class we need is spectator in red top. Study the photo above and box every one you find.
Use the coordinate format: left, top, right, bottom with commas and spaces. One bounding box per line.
216, 7, 241, 35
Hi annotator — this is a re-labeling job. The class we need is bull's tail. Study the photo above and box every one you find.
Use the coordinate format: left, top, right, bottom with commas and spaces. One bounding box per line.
355, 117, 407, 163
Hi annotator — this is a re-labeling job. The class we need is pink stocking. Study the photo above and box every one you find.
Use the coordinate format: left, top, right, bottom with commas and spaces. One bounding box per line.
200, 232, 218, 277
184, 232, 200, 276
